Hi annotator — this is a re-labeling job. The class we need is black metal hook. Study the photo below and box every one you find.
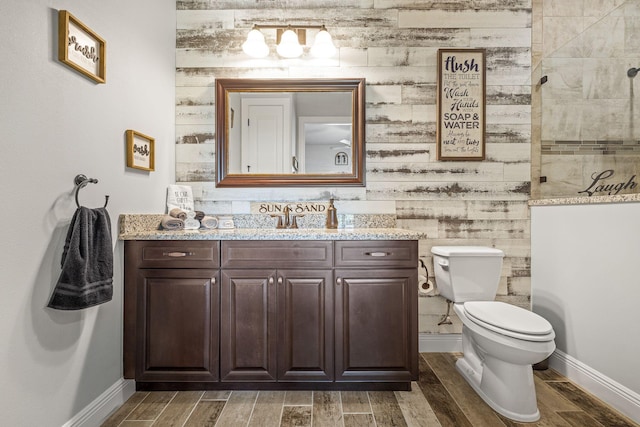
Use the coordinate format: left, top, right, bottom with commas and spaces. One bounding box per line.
628, 67, 639, 78
74, 174, 109, 208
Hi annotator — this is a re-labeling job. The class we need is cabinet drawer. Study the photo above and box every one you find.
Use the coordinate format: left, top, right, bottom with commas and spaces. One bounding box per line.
221, 241, 333, 269
335, 240, 417, 268
126, 240, 220, 269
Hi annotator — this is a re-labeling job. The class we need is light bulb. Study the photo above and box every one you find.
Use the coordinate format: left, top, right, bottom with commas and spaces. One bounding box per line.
242, 28, 269, 58
310, 27, 336, 58
276, 29, 303, 58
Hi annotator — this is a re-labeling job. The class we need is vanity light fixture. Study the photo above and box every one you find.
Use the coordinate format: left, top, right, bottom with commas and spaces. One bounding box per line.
242, 24, 336, 59
241, 26, 270, 58
309, 26, 336, 58
277, 26, 303, 58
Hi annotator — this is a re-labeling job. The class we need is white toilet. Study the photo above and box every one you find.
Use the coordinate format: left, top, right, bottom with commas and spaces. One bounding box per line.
431, 246, 555, 423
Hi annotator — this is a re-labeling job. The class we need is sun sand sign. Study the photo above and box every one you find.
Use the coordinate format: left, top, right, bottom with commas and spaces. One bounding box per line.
437, 49, 486, 160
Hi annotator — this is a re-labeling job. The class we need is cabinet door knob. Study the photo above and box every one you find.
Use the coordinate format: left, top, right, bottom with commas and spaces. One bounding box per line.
278, 277, 283, 285
211, 277, 216, 285
336, 277, 343, 286
268, 277, 274, 286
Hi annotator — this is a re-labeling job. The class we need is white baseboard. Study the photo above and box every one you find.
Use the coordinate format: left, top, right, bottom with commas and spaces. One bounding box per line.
63, 378, 136, 427
419, 333, 462, 353
550, 350, 640, 423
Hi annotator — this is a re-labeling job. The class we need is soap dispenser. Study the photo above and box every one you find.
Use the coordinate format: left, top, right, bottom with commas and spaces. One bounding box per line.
326, 198, 338, 229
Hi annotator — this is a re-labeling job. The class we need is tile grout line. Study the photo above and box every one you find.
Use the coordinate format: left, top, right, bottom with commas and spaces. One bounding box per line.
213, 392, 230, 427
152, 391, 179, 425
245, 390, 259, 427
338, 391, 345, 427
179, 390, 205, 427
277, 392, 286, 427
310, 391, 314, 427
115, 392, 150, 427
366, 391, 378, 427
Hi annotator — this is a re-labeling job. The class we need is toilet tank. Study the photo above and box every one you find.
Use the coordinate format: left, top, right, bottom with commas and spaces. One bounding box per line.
431, 246, 504, 303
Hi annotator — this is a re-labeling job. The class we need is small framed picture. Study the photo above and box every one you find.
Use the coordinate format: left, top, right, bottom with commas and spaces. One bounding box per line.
58, 10, 106, 84
126, 130, 155, 171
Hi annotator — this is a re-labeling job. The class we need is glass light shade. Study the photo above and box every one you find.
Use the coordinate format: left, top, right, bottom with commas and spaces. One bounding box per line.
242, 28, 269, 58
310, 28, 336, 58
276, 29, 303, 58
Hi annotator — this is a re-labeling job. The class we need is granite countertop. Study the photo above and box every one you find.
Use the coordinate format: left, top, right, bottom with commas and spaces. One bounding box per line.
118, 214, 425, 241
529, 193, 640, 207
119, 227, 424, 241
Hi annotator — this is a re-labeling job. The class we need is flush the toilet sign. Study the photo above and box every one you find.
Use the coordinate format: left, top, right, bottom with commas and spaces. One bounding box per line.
436, 48, 486, 161
578, 170, 637, 196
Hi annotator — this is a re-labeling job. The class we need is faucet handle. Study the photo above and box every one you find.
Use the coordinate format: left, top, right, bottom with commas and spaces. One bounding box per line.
290, 214, 305, 229
270, 214, 285, 229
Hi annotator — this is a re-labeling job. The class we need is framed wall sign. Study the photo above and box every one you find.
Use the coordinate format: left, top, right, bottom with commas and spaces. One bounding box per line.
58, 10, 106, 84
126, 130, 155, 171
436, 48, 486, 160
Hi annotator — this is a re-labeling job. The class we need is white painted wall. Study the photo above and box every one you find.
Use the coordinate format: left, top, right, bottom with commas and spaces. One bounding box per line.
0, 0, 175, 425
531, 201, 640, 396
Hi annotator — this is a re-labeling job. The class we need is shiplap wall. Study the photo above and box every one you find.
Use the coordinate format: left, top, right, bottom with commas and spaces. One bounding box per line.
175, 0, 532, 334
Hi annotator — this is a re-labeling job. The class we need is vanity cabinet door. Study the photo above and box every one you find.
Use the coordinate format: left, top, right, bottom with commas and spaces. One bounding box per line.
334, 268, 418, 383
278, 269, 334, 382
135, 269, 219, 383
220, 268, 334, 383
220, 269, 277, 382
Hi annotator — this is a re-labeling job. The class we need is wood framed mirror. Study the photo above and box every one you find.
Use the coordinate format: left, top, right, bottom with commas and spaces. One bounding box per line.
215, 78, 365, 187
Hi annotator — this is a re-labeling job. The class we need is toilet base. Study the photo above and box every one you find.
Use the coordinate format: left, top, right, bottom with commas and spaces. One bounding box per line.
456, 357, 540, 423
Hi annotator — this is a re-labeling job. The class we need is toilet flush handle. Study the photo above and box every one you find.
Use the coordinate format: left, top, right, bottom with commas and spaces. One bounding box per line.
437, 259, 449, 270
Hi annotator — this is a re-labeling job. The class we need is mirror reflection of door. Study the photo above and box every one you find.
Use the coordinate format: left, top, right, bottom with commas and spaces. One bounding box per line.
298, 117, 352, 174
240, 97, 292, 174
226, 90, 354, 175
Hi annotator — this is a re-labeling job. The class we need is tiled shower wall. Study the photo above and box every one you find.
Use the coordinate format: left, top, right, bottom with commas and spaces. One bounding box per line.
175, 0, 532, 334
536, 0, 640, 198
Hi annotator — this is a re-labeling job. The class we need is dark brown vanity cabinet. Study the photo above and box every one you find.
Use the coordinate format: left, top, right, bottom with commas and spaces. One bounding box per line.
124, 238, 418, 390
124, 241, 220, 384
220, 241, 334, 383
334, 241, 419, 384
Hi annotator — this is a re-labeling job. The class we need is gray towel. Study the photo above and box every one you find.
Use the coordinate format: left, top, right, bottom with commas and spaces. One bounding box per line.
47, 207, 113, 310
169, 208, 187, 220
161, 215, 184, 230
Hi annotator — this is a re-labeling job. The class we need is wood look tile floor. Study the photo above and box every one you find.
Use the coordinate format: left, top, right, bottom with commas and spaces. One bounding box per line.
102, 353, 639, 427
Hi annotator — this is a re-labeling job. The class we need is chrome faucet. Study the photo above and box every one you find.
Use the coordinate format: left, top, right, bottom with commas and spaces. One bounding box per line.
271, 205, 304, 229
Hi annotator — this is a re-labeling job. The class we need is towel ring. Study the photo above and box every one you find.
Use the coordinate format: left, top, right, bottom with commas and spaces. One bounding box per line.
74, 174, 109, 208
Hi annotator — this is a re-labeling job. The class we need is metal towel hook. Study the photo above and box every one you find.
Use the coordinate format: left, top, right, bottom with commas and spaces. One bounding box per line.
74, 174, 109, 208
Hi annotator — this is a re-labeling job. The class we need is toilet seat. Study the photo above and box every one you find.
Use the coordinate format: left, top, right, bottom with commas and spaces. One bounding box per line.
463, 301, 555, 342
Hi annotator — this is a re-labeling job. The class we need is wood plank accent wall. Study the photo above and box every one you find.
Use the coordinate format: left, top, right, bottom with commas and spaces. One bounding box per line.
175, 0, 533, 334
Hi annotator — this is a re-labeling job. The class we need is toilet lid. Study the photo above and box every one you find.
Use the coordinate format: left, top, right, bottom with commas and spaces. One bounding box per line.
464, 301, 554, 341
431, 246, 504, 257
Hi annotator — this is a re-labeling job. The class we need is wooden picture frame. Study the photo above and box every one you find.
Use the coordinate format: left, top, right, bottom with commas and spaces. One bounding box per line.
58, 10, 106, 84
126, 130, 155, 171
436, 48, 486, 160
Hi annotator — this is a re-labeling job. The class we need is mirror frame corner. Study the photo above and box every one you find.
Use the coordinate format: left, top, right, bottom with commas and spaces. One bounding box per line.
215, 77, 366, 188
